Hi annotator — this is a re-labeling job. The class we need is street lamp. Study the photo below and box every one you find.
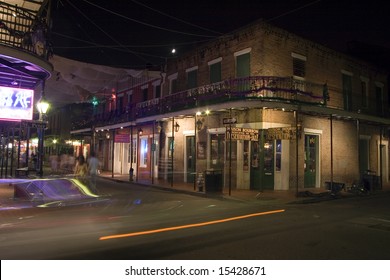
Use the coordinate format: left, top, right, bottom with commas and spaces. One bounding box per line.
36, 95, 50, 177
174, 122, 180, 132
36, 96, 49, 117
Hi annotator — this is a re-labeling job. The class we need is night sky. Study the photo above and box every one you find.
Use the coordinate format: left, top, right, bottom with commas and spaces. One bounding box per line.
50, 0, 390, 69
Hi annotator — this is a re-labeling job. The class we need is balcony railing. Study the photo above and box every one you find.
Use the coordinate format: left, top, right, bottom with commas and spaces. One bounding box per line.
135, 76, 326, 119
85, 75, 385, 131
0, 1, 49, 57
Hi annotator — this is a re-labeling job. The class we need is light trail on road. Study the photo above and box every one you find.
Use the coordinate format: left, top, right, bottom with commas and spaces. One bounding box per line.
99, 209, 285, 240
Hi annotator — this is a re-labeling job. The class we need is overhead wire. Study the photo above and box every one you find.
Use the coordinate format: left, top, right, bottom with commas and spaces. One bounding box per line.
52, 0, 217, 65
81, 0, 218, 38
52, 0, 323, 67
129, 0, 223, 36
65, 0, 150, 64
266, 0, 322, 22
52, 31, 172, 58
52, 30, 211, 49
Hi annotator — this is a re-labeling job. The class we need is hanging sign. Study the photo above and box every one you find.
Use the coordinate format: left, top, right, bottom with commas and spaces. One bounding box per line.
114, 133, 130, 143
226, 127, 259, 141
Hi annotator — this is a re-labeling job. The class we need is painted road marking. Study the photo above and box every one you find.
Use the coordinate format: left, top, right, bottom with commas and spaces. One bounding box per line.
99, 209, 285, 240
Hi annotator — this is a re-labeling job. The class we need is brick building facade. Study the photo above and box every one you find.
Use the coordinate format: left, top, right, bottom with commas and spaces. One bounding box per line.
72, 19, 390, 193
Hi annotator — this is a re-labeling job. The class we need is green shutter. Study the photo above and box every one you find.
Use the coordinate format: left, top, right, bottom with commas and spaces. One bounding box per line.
342, 74, 352, 111
236, 53, 250, 78
187, 70, 197, 89
210, 62, 221, 83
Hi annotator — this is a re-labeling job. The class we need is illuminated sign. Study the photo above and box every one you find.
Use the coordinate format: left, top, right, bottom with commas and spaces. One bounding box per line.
226, 127, 259, 141
266, 127, 301, 140
0, 86, 34, 121
115, 133, 130, 143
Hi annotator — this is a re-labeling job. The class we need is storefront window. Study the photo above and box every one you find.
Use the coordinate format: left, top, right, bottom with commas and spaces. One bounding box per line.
275, 139, 282, 172
128, 139, 137, 164
140, 137, 148, 167
210, 134, 224, 169
263, 141, 273, 174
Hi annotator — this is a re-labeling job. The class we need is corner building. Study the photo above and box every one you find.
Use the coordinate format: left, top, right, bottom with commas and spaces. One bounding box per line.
88, 20, 390, 193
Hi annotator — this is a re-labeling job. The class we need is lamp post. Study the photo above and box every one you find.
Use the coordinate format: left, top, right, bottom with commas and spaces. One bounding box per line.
36, 94, 49, 177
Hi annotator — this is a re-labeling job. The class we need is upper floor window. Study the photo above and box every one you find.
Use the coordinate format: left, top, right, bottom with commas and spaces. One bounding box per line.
168, 73, 178, 94
360, 76, 369, 108
153, 80, 161, 98
235, 48, 251, 78
342, 70, 353, 111
117, 94, 124, 112
186, 66, 198, 89
292, 53, 306, 78
127, 90, 133, 106
375, 82, 384, 117
141, 85, 148, 101
208, 57, 222, 84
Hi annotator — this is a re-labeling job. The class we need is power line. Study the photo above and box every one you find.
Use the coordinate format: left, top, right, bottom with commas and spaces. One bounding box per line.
130, 0, 223, 36
81, 0, 218, 38
267, 0, 322, 22
66, 0, 149, 63
52, 32, 166, 59
52, 31, 211, 49
52, 0, 325, 67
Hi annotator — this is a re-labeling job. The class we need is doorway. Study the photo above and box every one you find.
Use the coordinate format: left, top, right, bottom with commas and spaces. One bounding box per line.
250, 133, 274, 191
304, 134, 319, 188
186, 136, 195, 183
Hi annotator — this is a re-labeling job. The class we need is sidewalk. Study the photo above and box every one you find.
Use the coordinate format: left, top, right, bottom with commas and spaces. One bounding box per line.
96, 171, 358, 205
2, 167, 389, 206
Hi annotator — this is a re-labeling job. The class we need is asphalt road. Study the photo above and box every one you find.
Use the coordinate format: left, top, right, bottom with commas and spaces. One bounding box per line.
1, 177, 390, 260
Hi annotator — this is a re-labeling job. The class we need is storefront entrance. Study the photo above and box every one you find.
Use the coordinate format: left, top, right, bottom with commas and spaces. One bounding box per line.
250, 132, 274, 191
304, 134, 319, 188
186, 136, 195, 183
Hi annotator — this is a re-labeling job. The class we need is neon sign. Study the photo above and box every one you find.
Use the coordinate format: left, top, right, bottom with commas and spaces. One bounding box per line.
0, 86, 34, 121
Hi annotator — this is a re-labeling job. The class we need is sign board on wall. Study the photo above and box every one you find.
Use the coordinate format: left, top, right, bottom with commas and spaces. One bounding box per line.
226, 127, 259, 141
114, 133, 130, 143
266, 127, 300, 140
0, 86, 34, 121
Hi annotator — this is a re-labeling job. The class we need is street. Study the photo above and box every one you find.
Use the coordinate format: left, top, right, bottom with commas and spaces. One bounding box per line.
1, 177, 390, 260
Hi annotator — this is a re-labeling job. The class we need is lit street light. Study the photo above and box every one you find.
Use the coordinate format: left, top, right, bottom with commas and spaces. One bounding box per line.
36, 92, 50, 177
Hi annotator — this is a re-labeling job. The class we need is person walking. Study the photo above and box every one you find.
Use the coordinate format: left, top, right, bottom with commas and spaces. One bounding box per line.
31, 153, 37, 170
74, 155, 88, 180
88, 151, 100, 191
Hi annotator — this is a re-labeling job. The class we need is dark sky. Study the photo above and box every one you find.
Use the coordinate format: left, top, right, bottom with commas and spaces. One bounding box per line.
50, 0, 390, 69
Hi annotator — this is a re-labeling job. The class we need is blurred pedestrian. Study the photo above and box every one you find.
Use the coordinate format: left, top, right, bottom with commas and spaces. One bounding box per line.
31, 153, 37, 170
50, 154, 59, 173
74, 155, 88, 179
88, 151, 100, 191
21, 152, 27, 167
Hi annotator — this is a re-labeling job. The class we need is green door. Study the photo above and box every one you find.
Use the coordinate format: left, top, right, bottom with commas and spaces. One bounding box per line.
262, 140, 274, 190
304, 134, 318, 188
251, 131, 274, 191
186, 136, 195, 183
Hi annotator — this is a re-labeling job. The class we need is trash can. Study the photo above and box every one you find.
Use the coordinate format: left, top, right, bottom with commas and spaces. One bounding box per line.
363, 172, 381, 191
205, 169, 223, 193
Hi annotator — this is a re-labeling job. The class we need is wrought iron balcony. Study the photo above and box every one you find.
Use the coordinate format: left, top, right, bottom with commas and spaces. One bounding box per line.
84, 75, 386, 132
0, 1, 51, 90
0, 1, 49, 57
135, 76, 327, 118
